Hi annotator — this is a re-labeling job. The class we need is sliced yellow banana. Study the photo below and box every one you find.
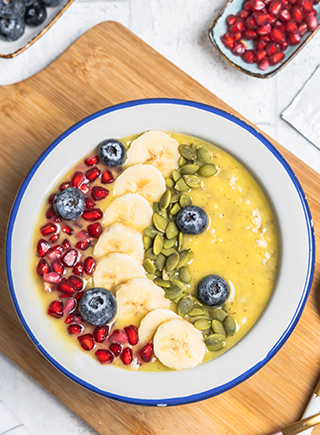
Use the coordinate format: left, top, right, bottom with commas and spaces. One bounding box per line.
113, 164, 166, 203
116, 278, 171, 325
102, 193, 153, 230
153, 318, 206, 370
139, 308, 179, 345
93, 253, 146, 291
126, 130, 180, 178
93, 223, 144, 263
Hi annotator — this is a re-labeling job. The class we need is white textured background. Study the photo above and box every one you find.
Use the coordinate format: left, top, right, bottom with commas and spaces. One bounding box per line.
1, 0, 320, 434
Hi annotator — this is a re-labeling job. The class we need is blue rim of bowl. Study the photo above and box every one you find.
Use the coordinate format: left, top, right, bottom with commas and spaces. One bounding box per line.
5, 98, 315, 406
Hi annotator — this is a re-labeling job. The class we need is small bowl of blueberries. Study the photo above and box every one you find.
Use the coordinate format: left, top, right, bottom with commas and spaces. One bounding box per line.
0, 0, 74, 58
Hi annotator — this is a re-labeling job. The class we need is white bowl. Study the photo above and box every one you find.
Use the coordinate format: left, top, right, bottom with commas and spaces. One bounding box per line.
5, 99, 315, 406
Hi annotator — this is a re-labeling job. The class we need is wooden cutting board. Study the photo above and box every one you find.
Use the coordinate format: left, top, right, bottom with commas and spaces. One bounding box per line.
1, 21, 320, 435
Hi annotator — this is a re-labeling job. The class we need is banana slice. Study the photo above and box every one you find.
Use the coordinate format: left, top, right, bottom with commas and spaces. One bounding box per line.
126, 131, 180, 178
93, 253, 146, 291
93, 223, 144, 263
153, 318, 206, 370
113, 164, 166, 203
116, 278, 171, 325
102, 193, 153, 230
139, 308, 179, 345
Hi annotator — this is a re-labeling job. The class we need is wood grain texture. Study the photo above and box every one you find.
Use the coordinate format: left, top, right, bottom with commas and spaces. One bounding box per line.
1, 21, 320, 435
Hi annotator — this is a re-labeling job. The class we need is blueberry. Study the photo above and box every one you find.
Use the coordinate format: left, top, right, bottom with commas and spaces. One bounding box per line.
198, 275, 230, 306
0, 15, 24, 40
22, 0, 35, 6
53, 187, 85, 221
41, 0, 64, 6
25, 2, 46, 26
78, 287, 117, 326
98, 139, 126, 167
0, 0, 25, 18
176, 205, 208, 235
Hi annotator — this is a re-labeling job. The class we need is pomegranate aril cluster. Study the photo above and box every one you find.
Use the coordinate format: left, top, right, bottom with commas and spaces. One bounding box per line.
221, 0, 319, 70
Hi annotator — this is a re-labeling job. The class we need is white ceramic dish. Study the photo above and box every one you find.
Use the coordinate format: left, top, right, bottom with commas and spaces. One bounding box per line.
5, 99, 315, 406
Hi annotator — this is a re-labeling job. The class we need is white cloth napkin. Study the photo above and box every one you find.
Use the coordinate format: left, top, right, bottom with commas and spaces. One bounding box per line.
281, 65, 320, 150
0, 401, 33, 435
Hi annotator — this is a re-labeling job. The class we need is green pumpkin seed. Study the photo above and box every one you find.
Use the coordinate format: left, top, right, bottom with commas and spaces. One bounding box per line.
162, 268, 175, 281
191, 296, 203, 306
172, 169, 181, 182
189, 315, 210, 323
177, 296, 193, 317
161, 247, 178, 257
159, 189, 171, 210
165, 177, 174, 189
153, 233, 164, 255
143, 236, 152, 251
178, 144, 197, 161
143, 258, 155, 274
196, 146, 212, 163
145, 247, 157, 260
174, 177, 190, 192
153, 213, 167, 232
194, 319, 211, 331
155, 253, 166, 271
189, 307, 205, 316
165, 252, 180, 271
176, 249, 193, 268
211, 319, 226, 337
154, 277, 171, 288
179, 164, 199, 175
178, 231, 184, 250
174, 294, 185, 304
179, 266, 191, 283
163, 236, 177, 249
205, 334, 226, 346
198, 163, 218, 177
155, 270, 162, 277
153, 202, 160, 214
170, 203, 181, 215
170, 193, 181, 203
143, 226, 159, 238
207, 342, 226, 352
224, 316, 236, 336
171, 278, 188, 292
179, 194, 192, 208
146, 273, 155, 280
209, 308, 228, 322
165, 286, 183, 300
183, 174, 203, 188
179, 156, 187, 166
166, 221, 179, 240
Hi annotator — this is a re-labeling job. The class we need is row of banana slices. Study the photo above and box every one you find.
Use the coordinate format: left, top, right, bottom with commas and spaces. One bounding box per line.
92, 131, 206, 370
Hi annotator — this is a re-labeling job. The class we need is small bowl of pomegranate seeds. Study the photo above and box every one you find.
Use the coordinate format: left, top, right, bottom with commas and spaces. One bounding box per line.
209, 0, 320, 77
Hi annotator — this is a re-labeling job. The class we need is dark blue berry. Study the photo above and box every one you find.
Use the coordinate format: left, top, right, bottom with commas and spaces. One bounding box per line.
22, 0, 35, 6
24, 2, 46, 26
98, 139, 126, 167
41, 0, 64, 6
176, 205, 208, 235
79, 288, 117, 326
0, 0, 25, 18
198, 275, 230, 306
53, 187, 85, 221
0, 15, 24, 40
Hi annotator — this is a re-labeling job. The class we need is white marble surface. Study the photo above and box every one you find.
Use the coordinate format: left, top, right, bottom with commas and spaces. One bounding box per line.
1, 0, 320, 434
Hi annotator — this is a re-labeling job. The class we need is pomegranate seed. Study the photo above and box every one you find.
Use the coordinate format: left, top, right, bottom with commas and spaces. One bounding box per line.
91, 186, 109, 201
257, 23, 272, 35
85, 167, 101, 182
52, 215, 61, 223
306, 15, 318, 30
256, 49, 267, 61
75, 290, 84, 301
232, 41, 246, 55
233, 31, 243, 40
87, 222, 102, 238
306, 7, 317, 15
80, 183, 90, 195
62, 238, 70, 249
85, 197, 95, 209
245, 15, 257, 30
300, 0, 313, 12
252, 0, 266, 9
68, 324, 83, 334
49, 234, 59, 243
68, 275, 83, 290
101, 170, 114, 184
36, 259, 51, 277
260, 34, 271, 41
61, 224, 73, 236
242, 49, 256, 63
298, 21, 308, 34
83, 257, 95, 275
280, 39, 289, 49
226, 14, 237, 25
48, 300, 64, 318
82, 208, 103, 221
255, 38, 267, 50
124, 325, 139, 345
292, 5, 304, 21
244, 29, 258, 39
95, 349, 114, 364
120, 347, 133, 365
60, 248, 79, 267
47, 244, 64, 261
40, 222, 57, 237
259, 57, 270, 70
279, 7, 291, 20
43, 271, 62, 284
73, 314, 84, 324
76, 239, 91, 251
93, 325, 109, 343
78, 334, 95, 351
237, 9, 250, 19
73, 261, 83, 276
229, 18, 245, 32
65, 314, 74, 324
269, 51, 285, 64
109, 343, 122, 357
76, 230, 90, 240
221, 32, 235, 48
48, 193, 55, 204
269, 0, 284, 15
72, 171, 85, 188
51, 260, 65, 275
59, 181, 71, 191
84, 155, 99, 166
139, 340, 154, 363
268, 14, 277, 24
266, 41, 280, 55
109, 329, 128, 344
45, 206, 56, 219
253, 11, 270, 25
244, 0, 254, 10
270, 27, 286, 42
65, 298, 77, 314
288, 31, 301, 43
286, 19, 298, 31
57, 278, 76, 295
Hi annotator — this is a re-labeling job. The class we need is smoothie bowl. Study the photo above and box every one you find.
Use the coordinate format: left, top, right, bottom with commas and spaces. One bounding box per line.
5, 99, 315, 406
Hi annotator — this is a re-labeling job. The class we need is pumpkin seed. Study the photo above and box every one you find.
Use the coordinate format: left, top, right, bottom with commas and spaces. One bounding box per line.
143, 236, 152, 251
179, 266, 191, 283
165, 286, 183, 300
196, 146, 212, 163
145, 247, 157, 260
153, 202, 160, 214
166, 221, 179, 240
161, 247, 178, 257
191, 296, 203, 306
209, 308, 228, 322
143, 258, 155, 274
176, 249, 193, 268
171, 278, 188, 292
155, 253, 166, 271
174, 294, 185, 304
154, 277, 171, 288
143, 226, 160, 238
170, 193, 181, 203
179, 194, 192, 208
178, 144, 197, 161
211, 319, 226, 337
172, 169, 181, 182
165, 177, 174, 189
183, 174, 203, 188
189, 306, 205, 316
224, 316, 236, 336
205, 334, 226, 346
198, 163, 218, 177
162, 268, 175, 281
146, 273, 155, 280
194, 319, 211, 331
170, 203, 181, 215
155, 270, 162, 277
179, 164, 199, 175
153, 233, 164, 255
165, 252, 180, 271
174, 177, 190, 192
159, 189, 171, 210
177, 296, 193, 317
178, 231, 184, 250
163, 236, 177, 249
189, 315, 210, 324
207, 342, 226, 352
179, 156, 187, 166
153, 213, 167, 232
